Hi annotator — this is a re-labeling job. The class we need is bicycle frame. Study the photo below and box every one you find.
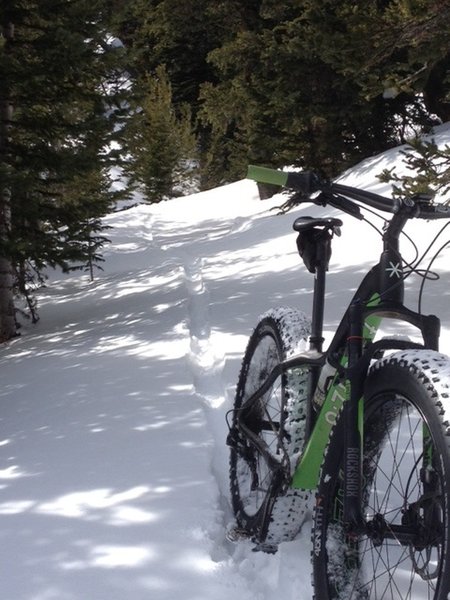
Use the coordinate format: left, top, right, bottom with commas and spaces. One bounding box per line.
293, 207, 441, 529
235, 203, 442, 531
291, 273, 438, 470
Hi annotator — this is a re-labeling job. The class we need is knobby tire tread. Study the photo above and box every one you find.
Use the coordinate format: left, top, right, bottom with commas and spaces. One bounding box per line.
312, 349, 450, 600
229, 307, 312, 546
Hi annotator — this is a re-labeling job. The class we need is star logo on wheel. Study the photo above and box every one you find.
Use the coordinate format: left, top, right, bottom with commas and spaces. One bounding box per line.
386, 262, 402, 278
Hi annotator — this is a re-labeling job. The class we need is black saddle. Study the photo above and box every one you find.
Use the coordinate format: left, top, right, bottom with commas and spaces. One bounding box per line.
293, 217, 343, 273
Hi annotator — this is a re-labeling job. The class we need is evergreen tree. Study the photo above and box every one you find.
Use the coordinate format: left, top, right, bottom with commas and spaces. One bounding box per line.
110, 0, 235, 187
102, 0, 450, 192
125, 66, 198, 203
0, 15, 16, 340
297, 1, 450, 126
0, 0, 129, 337
200, 0, 450, 185
114, 0, 221, 110
200, 1, 391, 182
379, 139, 450, 201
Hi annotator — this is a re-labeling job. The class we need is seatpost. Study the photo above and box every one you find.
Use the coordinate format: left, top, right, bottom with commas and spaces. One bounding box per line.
310, 264, 326, 353
306, 227, 333, 434
309, 231, 331, 353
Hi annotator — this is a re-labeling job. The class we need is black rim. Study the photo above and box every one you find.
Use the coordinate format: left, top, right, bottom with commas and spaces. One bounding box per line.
231, 328, 288, 526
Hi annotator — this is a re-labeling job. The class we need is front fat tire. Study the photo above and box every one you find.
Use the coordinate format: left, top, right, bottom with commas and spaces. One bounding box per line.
229, 307, 312, 546
312, 350, 450, 600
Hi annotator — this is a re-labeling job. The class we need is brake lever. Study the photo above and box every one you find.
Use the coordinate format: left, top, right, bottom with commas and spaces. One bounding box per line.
314, 192, 363, 220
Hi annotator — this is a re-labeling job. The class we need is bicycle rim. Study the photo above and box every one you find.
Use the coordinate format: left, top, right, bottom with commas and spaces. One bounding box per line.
314, 385, 450, 600
229, 309, 311, 544
232, 330, 286, 519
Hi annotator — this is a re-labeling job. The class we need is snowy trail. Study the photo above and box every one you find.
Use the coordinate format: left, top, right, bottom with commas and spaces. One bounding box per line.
0, 232, 208, 599
0, 274, 223, 599
1, 129, 450, 599
161, 204, 314, 600
0, 189, 294, 600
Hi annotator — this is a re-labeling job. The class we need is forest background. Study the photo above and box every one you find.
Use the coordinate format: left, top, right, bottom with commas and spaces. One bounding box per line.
0, 0, 449, 341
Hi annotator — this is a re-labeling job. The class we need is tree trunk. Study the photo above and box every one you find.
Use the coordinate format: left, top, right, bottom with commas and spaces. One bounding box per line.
0, 192, 15, 342
0, 19, 17, 341
423, 56, 450, 123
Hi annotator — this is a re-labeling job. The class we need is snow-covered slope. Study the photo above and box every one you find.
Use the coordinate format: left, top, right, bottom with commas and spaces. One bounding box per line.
1, 126, 450, 599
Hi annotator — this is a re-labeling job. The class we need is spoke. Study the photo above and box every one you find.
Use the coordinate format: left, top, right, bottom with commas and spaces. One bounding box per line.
344, 397, 442, 599
368, 403, 423, 523
381, 403, 421, 513
236, 352, 289, 515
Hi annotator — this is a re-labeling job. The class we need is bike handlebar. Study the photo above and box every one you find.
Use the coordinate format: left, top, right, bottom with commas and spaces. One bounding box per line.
247, 165, 450, 221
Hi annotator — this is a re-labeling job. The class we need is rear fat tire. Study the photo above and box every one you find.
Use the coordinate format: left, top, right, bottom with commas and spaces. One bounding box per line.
312, 350, 450, 600
229, 307, 312, 545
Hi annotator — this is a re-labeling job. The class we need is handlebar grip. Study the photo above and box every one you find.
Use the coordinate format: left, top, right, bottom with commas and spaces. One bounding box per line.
247, 165, 288, 187
247, 165, 321, 195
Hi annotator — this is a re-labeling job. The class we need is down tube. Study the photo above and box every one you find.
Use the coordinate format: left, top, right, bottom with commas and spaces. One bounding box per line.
291, 298, 381, 490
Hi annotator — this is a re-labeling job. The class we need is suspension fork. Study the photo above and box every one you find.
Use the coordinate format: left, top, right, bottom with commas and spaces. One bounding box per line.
343, 302, 366, 531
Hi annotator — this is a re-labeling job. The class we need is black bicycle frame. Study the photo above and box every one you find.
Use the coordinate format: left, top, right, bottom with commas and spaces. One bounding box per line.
312, 207, 441, 530
230, 203, 441, 536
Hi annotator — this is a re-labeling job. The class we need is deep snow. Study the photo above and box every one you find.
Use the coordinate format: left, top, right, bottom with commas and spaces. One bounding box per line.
1, 125, 450, 600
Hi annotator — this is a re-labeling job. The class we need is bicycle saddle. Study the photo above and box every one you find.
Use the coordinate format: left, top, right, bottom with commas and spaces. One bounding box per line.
293, 216, 343, 232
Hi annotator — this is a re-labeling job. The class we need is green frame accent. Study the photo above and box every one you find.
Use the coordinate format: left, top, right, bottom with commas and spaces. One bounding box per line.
291, 378, 347, 489
291, 296, 382, 490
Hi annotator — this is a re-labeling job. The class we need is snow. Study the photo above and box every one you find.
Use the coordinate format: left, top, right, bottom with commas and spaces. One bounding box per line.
1, 126, 450, 599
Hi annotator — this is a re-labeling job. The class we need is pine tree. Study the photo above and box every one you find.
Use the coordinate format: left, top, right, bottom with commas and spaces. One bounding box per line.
362, 0, 449, 121
0, 0, 129, 337
297, 0, 450, 126
199, 1, 386, 182
379, 138, 450, 202
100, 0, 450, 193
199, 0, 450, 185
0, 12, 18, 340
110, 0, 236, 188
117, 0, 221, 109
125, 66, 198, 203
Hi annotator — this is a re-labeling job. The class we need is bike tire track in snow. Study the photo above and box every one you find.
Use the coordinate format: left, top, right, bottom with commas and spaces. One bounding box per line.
180, 236, 314, 600
183, 254, 225, 403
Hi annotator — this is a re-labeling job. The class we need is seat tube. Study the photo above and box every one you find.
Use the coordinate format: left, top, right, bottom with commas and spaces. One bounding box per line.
309, 264, 326, 353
